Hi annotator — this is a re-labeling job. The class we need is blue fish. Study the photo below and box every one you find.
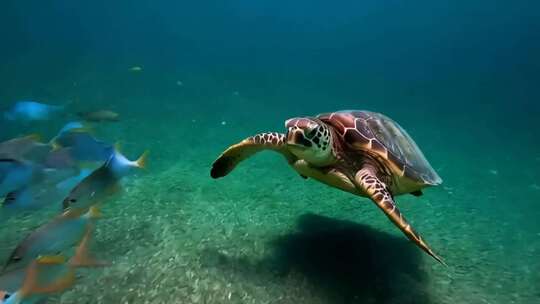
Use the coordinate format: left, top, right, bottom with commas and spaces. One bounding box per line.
0, 219, 103, 298
55, 168, 93, 193
2, 207, 100, 271
0, 224, 103, 303
0, 135, 51, 164
52, 132, 113, 163
0, 160, 38, 197
3, 101, 63, 121
0, 256, 76, 304
60, 148, 147, 213
43, 147, 76, 169
2, 167, 79, 212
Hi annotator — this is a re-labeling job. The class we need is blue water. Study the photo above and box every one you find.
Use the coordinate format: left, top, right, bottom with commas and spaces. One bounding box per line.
1, 1, 539, 303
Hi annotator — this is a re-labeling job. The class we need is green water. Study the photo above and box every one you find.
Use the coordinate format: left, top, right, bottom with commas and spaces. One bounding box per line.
1, 67, 538, 303
1, 1, 539, 303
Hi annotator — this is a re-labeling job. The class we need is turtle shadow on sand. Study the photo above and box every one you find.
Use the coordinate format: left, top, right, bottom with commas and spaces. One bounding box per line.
202, 213, 433, 304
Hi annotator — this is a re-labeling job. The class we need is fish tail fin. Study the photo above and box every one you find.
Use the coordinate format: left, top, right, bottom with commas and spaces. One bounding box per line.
33, 269, 76, 295
19, 256, 75, 299
70, 224, 108, 268
112, 142, 148, 169
0, 291, 7, 301
135, 150, 149, 169
18, 260, 39, 299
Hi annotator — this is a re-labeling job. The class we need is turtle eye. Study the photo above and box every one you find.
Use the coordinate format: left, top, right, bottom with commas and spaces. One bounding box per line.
295, 132, 312, 147
306, 127, 317, 139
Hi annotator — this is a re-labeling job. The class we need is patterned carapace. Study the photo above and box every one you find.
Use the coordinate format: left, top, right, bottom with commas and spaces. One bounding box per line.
318, 111, 442, 186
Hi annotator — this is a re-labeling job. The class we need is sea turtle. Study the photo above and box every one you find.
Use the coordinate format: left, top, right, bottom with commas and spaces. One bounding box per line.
211, 110, 444, 264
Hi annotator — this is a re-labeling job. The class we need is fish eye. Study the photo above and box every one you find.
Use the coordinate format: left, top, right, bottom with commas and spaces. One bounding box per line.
69, 198, 77, 203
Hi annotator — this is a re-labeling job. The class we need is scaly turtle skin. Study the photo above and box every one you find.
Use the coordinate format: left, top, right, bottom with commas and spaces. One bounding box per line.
211, 110, 444, 264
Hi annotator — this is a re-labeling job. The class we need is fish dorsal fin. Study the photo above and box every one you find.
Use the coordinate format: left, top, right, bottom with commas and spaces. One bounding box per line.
18, 260, 39, 299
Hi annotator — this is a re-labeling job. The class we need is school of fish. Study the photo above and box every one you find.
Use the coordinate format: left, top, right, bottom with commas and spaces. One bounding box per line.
1, 101, 144, 303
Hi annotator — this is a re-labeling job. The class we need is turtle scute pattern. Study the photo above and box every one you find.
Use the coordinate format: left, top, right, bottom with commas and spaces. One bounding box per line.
317, 110, 441, 185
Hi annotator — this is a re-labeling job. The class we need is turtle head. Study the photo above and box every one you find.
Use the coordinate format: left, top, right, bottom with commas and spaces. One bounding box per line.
285, 117, 335, 166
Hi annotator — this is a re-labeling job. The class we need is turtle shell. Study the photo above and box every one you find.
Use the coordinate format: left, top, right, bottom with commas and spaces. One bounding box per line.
317, 110, 442, 185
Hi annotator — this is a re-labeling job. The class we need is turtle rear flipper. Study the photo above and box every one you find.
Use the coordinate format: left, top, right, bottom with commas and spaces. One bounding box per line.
211, 133, 294, 178
354, 167, 445, 265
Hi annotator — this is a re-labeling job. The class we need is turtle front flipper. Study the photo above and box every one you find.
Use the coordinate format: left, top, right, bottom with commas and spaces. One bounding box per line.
211, 133, 295, 178
354, 167, 446, 265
